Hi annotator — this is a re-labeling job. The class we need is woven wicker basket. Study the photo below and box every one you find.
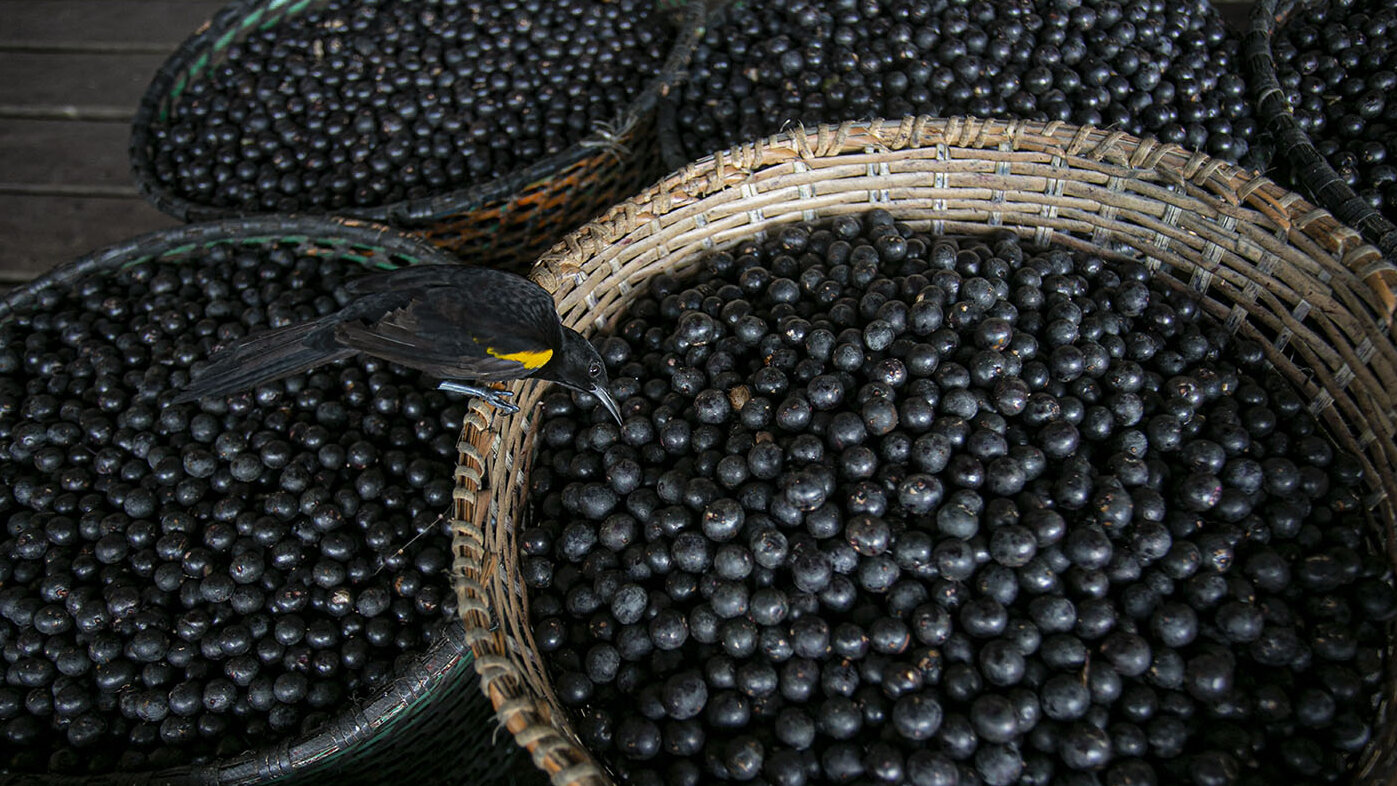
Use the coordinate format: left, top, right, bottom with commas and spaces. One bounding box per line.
449, 116, 1397, 785
128, 0, 706, 273
1245, 0, 1397, 263
1, 217, 525, 785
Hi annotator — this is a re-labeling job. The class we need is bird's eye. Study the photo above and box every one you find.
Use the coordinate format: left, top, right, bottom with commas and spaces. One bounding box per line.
588, 362, 602, 378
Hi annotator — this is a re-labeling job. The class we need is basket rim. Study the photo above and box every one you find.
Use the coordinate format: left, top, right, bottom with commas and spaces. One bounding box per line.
453, 115, 1397, 786
1245, 0, 1397, 263
127, 0, 707, 227
200, 618, 475, 786
0, 215, 460, 320
546, 115, 1397, 327
0, 215, 488, 785
0, 620, 474, 786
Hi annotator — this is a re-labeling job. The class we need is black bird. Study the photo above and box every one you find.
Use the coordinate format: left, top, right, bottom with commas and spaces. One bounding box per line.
172, 264, 622, 423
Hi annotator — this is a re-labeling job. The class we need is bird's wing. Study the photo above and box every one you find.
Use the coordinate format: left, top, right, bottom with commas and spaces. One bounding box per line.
343, 263, 470, 294
333, 281, 563, 382
173, 315, 353, 404
344, 263, 541, 299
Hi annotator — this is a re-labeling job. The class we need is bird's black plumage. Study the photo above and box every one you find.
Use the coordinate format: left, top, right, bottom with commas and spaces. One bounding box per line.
173, 264, 619, 421
332, 264, 565, 381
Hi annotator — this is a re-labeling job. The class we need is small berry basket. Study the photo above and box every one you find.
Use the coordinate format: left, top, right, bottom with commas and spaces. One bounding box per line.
451, 117, 1397, 785
0, 217, 523, 784
128, 0, 706, 273
1245, 0, 1397, 261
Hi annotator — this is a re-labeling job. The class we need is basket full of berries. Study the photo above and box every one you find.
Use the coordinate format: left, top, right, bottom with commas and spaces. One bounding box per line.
661, 0, 1262, 173
0, 216, 524, 784
451, 116, 1397, 786
129, 0, 706, 273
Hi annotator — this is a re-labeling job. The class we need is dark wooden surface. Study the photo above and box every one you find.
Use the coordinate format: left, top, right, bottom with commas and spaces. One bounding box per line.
0, 0, 1254, 286
0, 0, 226, 285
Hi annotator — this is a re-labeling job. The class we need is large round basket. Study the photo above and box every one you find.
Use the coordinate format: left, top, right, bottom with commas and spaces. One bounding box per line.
448, 116, 1397, 785
128, 0, 706, 273
1244, 0, 1397, 263
1, 216, 524, 785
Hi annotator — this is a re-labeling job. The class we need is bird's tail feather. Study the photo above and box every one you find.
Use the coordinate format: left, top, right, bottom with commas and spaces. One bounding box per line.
172, 318, 353, 404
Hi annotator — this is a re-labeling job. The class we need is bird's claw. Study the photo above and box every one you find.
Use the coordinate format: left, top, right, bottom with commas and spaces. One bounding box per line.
437, 381, 519, 414
485, 395, 521, 415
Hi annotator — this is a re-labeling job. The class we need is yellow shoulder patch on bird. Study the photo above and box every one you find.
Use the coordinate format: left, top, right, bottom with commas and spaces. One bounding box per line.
486, 346, 553, 369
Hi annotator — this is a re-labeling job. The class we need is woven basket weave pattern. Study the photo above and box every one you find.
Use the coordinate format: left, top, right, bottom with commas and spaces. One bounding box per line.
1, 217, 521, 786
450, 116, 1397, 786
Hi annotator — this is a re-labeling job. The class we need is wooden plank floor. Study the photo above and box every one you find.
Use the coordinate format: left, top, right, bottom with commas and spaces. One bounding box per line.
0, 0, 227, 285
0, 0, 1254, 290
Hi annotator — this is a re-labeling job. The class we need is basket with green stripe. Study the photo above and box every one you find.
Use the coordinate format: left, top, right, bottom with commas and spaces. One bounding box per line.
128, 0, 706, 273
1, 216, 527, 785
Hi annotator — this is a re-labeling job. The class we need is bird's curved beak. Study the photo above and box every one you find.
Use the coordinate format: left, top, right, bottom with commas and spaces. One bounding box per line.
592, 383, 623, 426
